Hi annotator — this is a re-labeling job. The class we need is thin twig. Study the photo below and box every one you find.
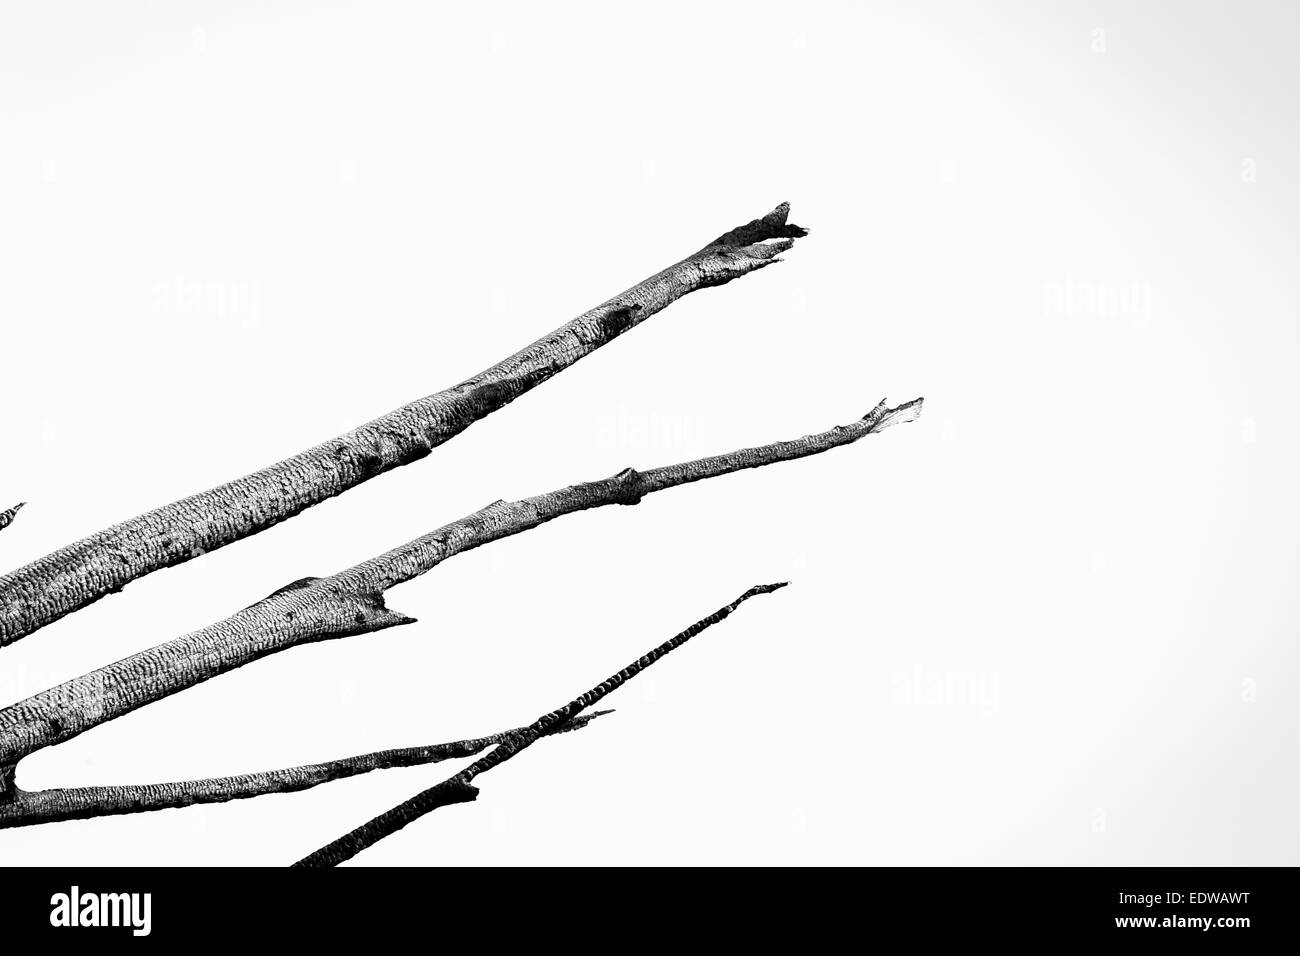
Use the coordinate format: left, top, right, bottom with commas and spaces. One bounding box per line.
0, 712, 610, 829
0, 398, 920, 777
0, 204, 807, 649
294, 583, 786, 867
0, 503, 23, 535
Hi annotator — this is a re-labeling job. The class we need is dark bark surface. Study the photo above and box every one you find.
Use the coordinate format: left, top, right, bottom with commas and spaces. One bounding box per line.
295, 584, 786, 867
0, 398, 920, 775
0, 503, 23, 535
0, 204, 806, 649
0, 712, 608, 828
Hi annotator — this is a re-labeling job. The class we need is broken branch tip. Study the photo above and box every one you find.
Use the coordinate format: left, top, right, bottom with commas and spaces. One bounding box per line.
743, 581, 790, 600
862, 397, 924, 431
769, 202, 809, 239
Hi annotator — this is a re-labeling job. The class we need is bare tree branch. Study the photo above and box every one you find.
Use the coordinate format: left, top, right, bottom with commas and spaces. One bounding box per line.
0, 203, 807, 649
0, 711, 610, 829
295, 583, 786, 867
0, 503, 23, 535
0, 398, 920, 780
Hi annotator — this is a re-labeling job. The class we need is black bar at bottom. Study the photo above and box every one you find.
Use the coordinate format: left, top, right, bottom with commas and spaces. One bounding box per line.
0, 866, 1286, 944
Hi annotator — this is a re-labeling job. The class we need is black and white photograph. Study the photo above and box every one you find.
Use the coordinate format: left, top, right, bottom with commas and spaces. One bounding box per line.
0, 0, 1294, 940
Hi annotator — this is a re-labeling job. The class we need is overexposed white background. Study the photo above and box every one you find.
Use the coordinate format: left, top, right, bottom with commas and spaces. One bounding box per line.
1, 1, 1297, 866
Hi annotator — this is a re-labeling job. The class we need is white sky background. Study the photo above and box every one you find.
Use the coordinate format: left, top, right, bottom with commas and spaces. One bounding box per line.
0, 1, 1296, 865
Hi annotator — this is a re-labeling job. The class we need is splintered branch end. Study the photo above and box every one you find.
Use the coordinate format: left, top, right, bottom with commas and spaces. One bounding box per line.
864, 397, 925, 433
707, 202, 809, 251
689, 204, 811, 289
0, 400, 919, 771
0, 204, 813, 651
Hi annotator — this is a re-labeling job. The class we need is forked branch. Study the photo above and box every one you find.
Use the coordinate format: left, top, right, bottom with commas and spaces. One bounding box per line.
0, 198, 926, 868
295, 583, 787, 867
0, 204, 807, 648
0, 398, 921, 777
0, 712, 610, 828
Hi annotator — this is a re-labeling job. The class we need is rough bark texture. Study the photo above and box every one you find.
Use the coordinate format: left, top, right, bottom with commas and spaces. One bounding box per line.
294, 583, 786, 867
0, 398, 920, 775
0, 204, 806, 649
0, 712, 608, 828
0, 503, 23, 534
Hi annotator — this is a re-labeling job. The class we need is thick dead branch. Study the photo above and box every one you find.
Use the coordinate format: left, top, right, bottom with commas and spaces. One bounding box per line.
0, 204, 806, 649
295, 583, 786, 867
0, 712, 609, 828
0, 503, 23, 534
0, 398, 920, 779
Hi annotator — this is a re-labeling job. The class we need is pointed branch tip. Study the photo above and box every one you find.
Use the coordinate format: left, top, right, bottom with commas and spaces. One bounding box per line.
0, 503, 25, 533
